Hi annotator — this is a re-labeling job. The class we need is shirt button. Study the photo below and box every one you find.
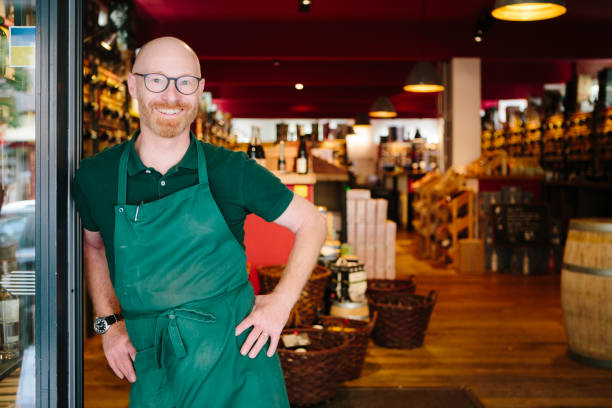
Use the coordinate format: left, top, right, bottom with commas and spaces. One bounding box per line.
145, 169, 151, 174
160, 180, 166, 186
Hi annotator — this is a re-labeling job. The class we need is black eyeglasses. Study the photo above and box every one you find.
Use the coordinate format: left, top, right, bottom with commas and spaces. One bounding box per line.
132, 73, 202, 95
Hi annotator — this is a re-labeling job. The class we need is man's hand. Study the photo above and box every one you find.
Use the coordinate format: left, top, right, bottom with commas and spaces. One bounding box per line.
102, 321, 137, 383
235, 292, 293, 358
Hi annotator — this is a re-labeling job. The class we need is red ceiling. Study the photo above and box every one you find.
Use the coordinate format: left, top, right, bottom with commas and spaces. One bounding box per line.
132, 0, 612, 118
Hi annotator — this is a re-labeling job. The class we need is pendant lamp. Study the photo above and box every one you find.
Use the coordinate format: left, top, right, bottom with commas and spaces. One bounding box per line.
369, 97, 397, 118
403, 62, 444, 93
353, 114, 371, 128
492, 0, 566, 21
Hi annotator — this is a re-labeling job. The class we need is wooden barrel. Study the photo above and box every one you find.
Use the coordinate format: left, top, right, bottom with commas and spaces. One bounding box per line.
561, 218, 612, 369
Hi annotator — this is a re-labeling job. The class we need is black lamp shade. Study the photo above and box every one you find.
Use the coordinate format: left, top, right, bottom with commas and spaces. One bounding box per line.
369, 97, 397, 118
492, 0, 566, 21
403, 62, 444, 93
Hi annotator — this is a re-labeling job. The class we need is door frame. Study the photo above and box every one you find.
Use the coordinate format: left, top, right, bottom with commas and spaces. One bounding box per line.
35, 0, 82, 406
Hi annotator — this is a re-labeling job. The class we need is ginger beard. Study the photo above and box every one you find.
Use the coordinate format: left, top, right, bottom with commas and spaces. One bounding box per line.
138, 93, 199, 139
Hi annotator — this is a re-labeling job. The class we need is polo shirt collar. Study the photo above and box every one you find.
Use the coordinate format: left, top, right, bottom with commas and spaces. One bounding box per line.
127, 129, 198, 176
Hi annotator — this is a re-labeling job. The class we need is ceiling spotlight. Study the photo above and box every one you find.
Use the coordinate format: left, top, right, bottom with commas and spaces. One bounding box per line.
492, 0, 566, 22
295, 83, 304, 90
100, 32, 117, 51
299, 0, 311, 12
473, 10, 495, 44
369, 97, 397, 118
403, 62, 444, 93
273, 60, 281, 67
474, 28, 484, 42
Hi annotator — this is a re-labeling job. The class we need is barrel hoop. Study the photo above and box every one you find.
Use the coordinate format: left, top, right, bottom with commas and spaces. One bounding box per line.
568, 350, 612, 370
569, 219, 612, 233
563, 263, 612, 277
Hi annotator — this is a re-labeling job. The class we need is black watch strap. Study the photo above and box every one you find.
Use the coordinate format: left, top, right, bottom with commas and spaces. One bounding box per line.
105, 313, 123, 325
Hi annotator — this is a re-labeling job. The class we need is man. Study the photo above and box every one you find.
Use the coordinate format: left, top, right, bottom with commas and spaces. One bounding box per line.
73, 37, 326, 408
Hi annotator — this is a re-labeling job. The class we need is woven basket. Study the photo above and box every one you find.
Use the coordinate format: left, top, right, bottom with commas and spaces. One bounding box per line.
368, 290, 437, 349
318, 312, 377, 381
278, 328, 349, 406
258, 265, 331, 326
366, 277, 416, 301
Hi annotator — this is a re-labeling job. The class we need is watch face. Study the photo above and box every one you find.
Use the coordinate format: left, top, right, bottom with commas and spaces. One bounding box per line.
94, 318, 109, 334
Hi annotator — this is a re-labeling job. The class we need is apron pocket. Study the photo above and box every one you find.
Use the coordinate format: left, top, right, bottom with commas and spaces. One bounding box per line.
130, 347, 173, 408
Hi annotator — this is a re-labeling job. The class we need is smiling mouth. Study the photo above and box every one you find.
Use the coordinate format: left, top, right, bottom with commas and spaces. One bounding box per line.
154, 107, 184, 117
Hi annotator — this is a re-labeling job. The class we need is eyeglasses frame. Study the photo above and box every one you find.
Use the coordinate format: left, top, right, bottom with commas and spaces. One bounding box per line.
132, 72, 203, 95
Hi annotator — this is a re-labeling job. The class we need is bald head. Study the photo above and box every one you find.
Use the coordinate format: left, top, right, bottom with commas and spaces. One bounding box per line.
133, 37, 201, 77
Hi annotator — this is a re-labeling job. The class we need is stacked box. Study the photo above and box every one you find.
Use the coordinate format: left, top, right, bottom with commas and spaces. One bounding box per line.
385, 220, 396, 279
345, 189, 395, 280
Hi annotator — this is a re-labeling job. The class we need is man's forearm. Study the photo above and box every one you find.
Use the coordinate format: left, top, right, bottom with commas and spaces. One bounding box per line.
271, 211, 327, 308
83, 243, 121, 316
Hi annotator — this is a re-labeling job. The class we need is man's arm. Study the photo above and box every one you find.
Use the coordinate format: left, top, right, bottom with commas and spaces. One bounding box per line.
235, 193, 327, 358
83, 228, 137, 383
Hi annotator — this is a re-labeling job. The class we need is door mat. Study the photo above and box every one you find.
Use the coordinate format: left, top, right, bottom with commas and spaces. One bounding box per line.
302, 387, 485, 408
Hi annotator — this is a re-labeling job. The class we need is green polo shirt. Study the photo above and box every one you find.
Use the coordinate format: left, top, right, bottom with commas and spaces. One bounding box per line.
73, 131, 293, 283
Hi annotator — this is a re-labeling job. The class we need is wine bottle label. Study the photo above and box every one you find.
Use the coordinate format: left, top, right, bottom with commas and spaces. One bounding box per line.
296, 157, 308, 174
1, 299, 18, 323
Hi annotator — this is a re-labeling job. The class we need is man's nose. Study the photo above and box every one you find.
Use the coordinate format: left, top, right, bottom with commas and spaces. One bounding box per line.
160, 79, 180, 102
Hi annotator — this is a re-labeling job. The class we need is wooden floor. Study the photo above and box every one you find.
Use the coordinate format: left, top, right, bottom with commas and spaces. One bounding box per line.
84, 232, 612, 408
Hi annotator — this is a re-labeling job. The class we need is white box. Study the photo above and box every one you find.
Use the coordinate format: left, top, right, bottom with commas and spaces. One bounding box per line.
375, 199, 388, 226
366, 199, 377, 224
347, 222, 356, 246
385, 221, 397, 279
376, 223, 386, 245
366, 246, 376, 279
366, 222, 376, 248
347, 199, 357, 224
347, 189, 371, 201
356, 243, 366, 262
356, 223, 366, 247
356, 200, 367, 224
375, 246, 386, 278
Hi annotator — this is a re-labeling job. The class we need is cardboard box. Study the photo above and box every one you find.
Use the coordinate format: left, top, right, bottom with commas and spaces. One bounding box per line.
458, 238, 485, 274
347, 189, 371, 201
375, 198, 388, 226
366, 199, 377, 224
356, 200, 367, 224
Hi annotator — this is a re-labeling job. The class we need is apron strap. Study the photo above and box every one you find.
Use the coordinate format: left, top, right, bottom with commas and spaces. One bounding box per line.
195, 139, 208, 185
117, 138, 132, 205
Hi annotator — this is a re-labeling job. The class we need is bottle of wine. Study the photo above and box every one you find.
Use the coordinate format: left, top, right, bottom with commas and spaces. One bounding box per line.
255, 136, 266, 167
248, 126, 258, 161
0, 289, 19, 360
278, 140, 286, 171
296, 136, 308, 174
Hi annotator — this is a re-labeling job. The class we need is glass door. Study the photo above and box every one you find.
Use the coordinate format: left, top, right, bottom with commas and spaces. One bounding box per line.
0, 1, 37, 407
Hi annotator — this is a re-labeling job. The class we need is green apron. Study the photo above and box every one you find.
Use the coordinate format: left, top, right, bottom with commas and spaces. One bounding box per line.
113, 136, 289, 408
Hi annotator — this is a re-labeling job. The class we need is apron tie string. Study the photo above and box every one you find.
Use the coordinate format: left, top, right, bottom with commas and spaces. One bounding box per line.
152, 308, 217, 370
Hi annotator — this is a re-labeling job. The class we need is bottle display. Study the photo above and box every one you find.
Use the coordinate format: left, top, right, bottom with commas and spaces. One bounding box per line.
278, 140, 286, 171
296, 136, 309, 174
0, 238, 19, 360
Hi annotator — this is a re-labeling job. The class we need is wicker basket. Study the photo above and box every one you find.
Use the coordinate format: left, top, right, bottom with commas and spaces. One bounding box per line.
258, 265, 331, 326
368, 290, 437, 349
318, 312, 377, 381
278, 328, 349, 406
366, 277, 416, 301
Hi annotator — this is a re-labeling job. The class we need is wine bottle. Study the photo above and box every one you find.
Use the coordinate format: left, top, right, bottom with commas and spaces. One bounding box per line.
248, 126, 258, 161
255, 136, 266, 167
296, 136, 308, 174
0, 289, 19, 360
278, 140, 286, 171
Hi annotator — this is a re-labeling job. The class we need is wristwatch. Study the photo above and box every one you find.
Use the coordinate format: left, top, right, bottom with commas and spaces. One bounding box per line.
93, 313, 123, 335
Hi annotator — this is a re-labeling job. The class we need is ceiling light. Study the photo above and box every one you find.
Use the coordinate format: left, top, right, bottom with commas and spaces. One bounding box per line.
299, 0, 311, 12
295, 83, 304, 90
492, 0, 566, 21
474, 28, 484, 42
369, 97, 397, 118
353, 114, 371, 128
100, 32, 117, 51
403, 61, 444, 93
